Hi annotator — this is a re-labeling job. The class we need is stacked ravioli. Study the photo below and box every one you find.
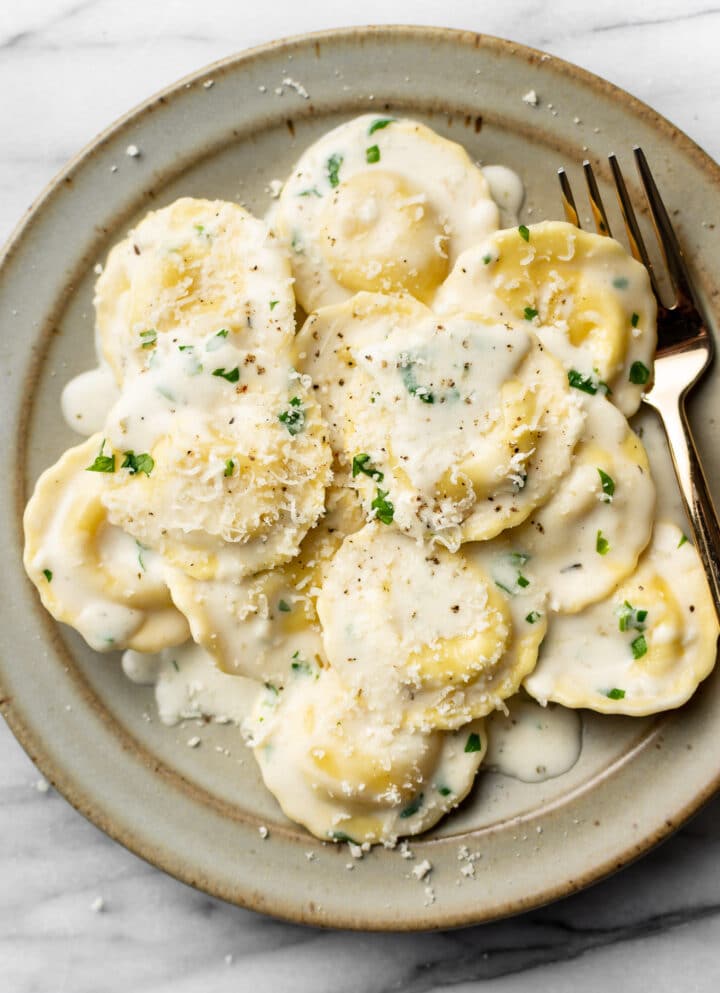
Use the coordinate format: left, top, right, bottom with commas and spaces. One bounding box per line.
24, 116, 719, 847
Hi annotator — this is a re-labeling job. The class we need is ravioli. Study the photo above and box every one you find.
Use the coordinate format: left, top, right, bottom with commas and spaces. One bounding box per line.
435, 220, 657, 416
96, 198, 295, 384
508, 392, 656, 612
524, 522, 719, 715
165, 487, 365, 684
247, 666, 487, 844
296, 292, 585, 545
317, 522, 544, 730
23, 435, 189, 653
274, 115, 499, 311
100, 342, 333, 581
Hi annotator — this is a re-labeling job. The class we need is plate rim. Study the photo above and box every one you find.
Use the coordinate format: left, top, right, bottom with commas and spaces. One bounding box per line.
3, 23, 720, 931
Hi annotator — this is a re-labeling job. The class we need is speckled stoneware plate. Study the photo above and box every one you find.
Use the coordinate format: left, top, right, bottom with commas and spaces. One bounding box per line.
3, 26, 720, 931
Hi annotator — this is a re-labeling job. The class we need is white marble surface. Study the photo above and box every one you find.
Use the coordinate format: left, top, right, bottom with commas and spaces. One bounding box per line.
3, 1, 720, 989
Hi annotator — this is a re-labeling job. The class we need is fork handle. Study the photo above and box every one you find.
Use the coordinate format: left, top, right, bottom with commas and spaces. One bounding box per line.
653, 396, 720, 612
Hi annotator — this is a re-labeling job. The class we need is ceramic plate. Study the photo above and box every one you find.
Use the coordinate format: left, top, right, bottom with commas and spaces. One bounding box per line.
2, 27, 720, 930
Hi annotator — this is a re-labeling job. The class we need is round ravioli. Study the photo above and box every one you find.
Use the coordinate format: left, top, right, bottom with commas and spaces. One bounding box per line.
297, 293, 585, 545
165, 486, 365, 684
100, 339, 332, 581
510, 392, 655, 612
246, 667, 487, 845
23, 435, 189, 653
524, 522, 719, 715
317, 522, 543, 729
95, 197, 295, 384
274, 115, 499, 311
435, 220, 657, 416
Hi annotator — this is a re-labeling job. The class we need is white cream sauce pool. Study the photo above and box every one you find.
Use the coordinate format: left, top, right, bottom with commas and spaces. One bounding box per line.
481, 165, 524, 227
486, 698, 582, 782
61, 365, 119, 435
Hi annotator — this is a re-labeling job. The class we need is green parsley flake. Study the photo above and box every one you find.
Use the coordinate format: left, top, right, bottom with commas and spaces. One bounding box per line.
139, 329, 157, 349
298, 187, 322, 197
278, 599, 291, 613
278, 397, 306, 436
525, 610, 541, 624
326, 153, 343, 188
269, 300, 279, 310
437, 785, 452, 797
678, 533, 689, 548
399, 793, 424, 819
568, 369, 597, 395
264, 682, 279, 696
86, 439, 115, 474
523, 306, 538, 321
517, 574, 530, 588
121, 451, 154, 476
224, 459, 235, 477
465, 732, 482, 753
42, 569, 53, 582
136, 540, 147, 572
618, 600, 648, 633
368, 117, 395, 135
401, 362, 434, 404
366, 144, 380, 164
482, 253, 493, 265
596, 530, 610, 555
329, 830, 358, 844
631, 634, 648, 659
597, 468, 615, 501
352, 453, 384, 482
606, 687, 626, 700
518, 224, 530, 242
171, 659, 180, 673
371, 487, 394, 525
613, 277, 629, 289
212, 366, 240, 383
629, 361, 650, 385
631, 312, 640, 328
205, 329, 229, 352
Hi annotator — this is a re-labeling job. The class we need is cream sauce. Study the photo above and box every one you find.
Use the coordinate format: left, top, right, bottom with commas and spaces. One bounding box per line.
481, 165, 524, 228
486, 698, 582, 782
61, 365, 119, 436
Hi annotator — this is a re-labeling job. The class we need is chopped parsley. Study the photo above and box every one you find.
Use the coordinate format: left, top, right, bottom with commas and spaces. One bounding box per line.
678, 533, 689, 548
269, 299, 279, 310
139, 329, 157, 349
518, 224, 530, 242
401, 362, 434, 404
525, 610, 541, 624
399, 793, 424, 819
278, 397, 305, 436
171, 659, 180, 673
366, 144, 380, 164
42, 569, 53, 582
631, 634, 648, 659
629, 361, 650, 385
494, 552, 532, 595
618, 600, 647, 633
437, 785, 452, 797
291, 652, 313, 676
605, 687, 626, 700
368, 117, 395, 135
264, 682, 279, 696
568, 369, 600, 395
326, 153, 343, 188
329, 830, 358, 844
194, 223, 205, 235
371, 487, 394, 525
631, 312, 640, 328
465, 732, 482, 753
136, 540, 148, 571
613, 276, 629, 289
121, 451, 154, 476
205, 329, 229, 351
482, 253, 493, 265
278, 599, 291, 613
224, 459, 235, 477
597, 468, 615, 501
298, 187, 322, 197
352, 453, 384, 482
596, 530, 610, 555
212, 366, 240, 383
86, 439, 115, 473
523, 306, 538, 321
517, 574, 530, 588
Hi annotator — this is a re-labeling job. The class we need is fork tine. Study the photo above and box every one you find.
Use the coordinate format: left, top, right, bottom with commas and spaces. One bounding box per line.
608, 153, 663, 300
634, 146, 696, 303
582, 160, 612, 237
558, 168, 581, 227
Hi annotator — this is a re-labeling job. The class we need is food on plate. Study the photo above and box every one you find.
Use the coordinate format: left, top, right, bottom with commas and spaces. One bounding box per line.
434, 220, 657, 416
23, 435, 189, 652
23, 117, 718, 847
273, 114, 499, 311
96, 198, 295, 384
247, 666, 487, 845
295, 292, 585, 545
524, 522, 719, 714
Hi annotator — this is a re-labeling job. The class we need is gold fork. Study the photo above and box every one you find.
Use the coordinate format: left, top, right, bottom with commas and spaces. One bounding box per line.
558, 149, 720, 611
